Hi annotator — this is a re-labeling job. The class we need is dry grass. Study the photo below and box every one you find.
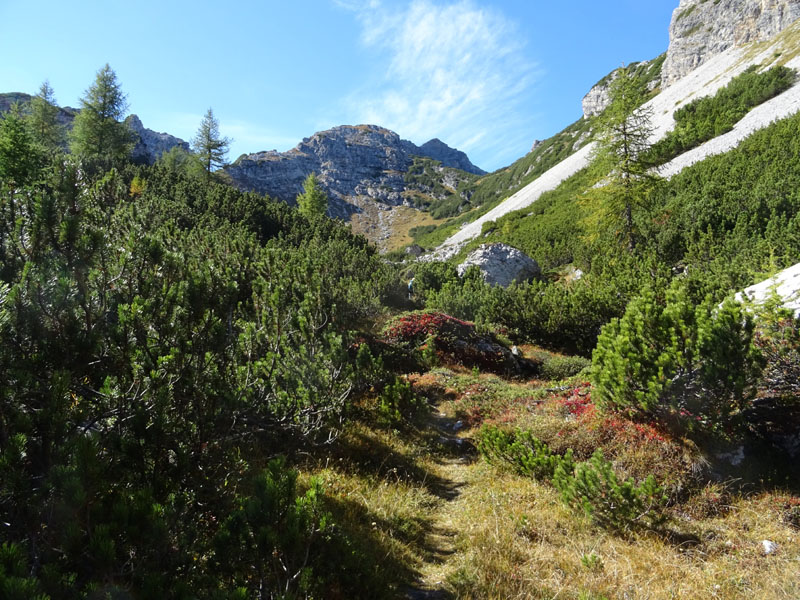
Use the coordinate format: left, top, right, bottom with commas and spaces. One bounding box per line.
348, 203, 447, 252
293, 356, 800, 599
446, 467, 800, 599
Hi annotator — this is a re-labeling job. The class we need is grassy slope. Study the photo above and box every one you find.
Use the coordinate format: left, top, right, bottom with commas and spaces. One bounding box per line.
300, 346, 800, 599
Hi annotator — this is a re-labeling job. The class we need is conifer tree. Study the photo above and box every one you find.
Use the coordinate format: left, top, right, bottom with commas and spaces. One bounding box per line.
192, 108, 231, 180
69, 64, 134, 162
0, 103, 43, 185
296, 172, 328, 218
28, 80, 64, 153
591, 66, 659, 251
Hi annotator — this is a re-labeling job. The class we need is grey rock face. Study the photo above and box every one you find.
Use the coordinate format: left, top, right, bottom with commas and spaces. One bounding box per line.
662, 0, 800, 87
126, 114, 190, 164
0, 92, 78, 131
582, 71, 618, 118
581, 57, 662, 119
457, 243, 540, 288
418, 138, 486, 175
224, 125, 484, 219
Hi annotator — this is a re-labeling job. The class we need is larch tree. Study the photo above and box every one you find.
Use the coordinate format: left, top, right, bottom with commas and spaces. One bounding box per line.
192, 108, 231, 180
69, 64, 134, 163
590, 66, 660, 252
296, 172, 328, 218
28, 80, 64, 153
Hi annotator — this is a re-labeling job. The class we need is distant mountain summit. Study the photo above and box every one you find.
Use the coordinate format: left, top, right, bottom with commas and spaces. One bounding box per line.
225, 124, 485, 219
418, 138, 484, 174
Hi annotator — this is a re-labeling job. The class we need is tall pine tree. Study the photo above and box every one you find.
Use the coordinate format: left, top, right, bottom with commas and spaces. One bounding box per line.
28, 80, 64, 154
0, 103, 43, 185
590, 66, 659, 251
69, 64, 134, 163
192, 108, 230, 180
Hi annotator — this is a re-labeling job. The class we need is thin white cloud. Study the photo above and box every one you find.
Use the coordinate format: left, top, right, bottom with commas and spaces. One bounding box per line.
338, 0, 539, 170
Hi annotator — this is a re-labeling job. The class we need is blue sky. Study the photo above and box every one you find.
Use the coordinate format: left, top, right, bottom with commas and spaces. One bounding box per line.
0, 0, 677, 171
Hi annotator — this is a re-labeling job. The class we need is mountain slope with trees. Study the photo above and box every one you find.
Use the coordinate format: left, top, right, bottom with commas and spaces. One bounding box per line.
2, 3, 800, 598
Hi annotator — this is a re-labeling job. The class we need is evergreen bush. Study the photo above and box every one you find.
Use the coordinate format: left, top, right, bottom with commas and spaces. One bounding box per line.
540, 355, 591, 380
213, 458, 331, 598
753, 300, 800, 397
591, 281, 763, 425
477, 426, 575, 481
377, 376, 425, 427
552, 449, 667, 531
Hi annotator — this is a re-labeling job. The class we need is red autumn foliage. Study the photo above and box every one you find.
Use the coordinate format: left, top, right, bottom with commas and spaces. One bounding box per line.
381, 311, 519, 375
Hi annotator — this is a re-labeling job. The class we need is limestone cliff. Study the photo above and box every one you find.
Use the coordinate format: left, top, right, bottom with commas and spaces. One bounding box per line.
225, 125, 485, 219
125, 114, 190, 164
662, 0, 800, 87
581, 56, 665, 119
0, 92, 77, 127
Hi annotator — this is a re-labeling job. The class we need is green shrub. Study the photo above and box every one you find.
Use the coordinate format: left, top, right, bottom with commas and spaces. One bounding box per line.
553, 449, 667, 531
0, 543, 49, 600
477, 426, 575, 481
753, 300, 800, 397
377, 376, 426, 427
591, 281, 763, 425
648, 65, 796, 164
540, 355, 591, 380
411, 260, 459, 301
213, 458, 331, 598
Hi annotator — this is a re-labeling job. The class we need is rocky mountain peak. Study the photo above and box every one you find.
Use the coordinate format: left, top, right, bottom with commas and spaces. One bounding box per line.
661, 0, 800, 86
419, 138, 486, 175
0, 93, 188, 164
125, 114, 190, 164
225, 124, 484, 219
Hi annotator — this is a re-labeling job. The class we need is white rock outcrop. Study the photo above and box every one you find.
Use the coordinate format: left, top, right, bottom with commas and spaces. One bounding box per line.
457, 243, 540, 288
736, 262, 800, 316
662, 0, 800, 87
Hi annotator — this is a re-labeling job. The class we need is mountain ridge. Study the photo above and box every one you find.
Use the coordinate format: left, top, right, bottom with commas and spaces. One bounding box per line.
0, 91, 189, 165
225, 124, 485, 220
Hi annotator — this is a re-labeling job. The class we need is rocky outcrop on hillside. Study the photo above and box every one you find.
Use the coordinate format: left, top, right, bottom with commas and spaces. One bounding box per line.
225, 125, 484, 219
457, 243, 540, 288
0, 92, 78, 127
581, 57, 664, 119
582, 78, 616, 118
737, 262, 800, 316
0, 93, 188, 165
418, 138, 486, 175
662, 0, 800, 87
126, 114, 190, 164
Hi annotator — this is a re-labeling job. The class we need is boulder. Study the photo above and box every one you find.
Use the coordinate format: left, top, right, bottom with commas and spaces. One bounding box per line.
457, 243, 540, 288
736, 262, 800, 316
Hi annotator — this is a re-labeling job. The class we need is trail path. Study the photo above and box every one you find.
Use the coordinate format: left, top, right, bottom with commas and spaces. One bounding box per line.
401, 410, 478, 600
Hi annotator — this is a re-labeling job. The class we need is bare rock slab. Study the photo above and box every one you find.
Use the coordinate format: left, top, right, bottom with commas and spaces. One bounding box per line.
457, 243, 540, 288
